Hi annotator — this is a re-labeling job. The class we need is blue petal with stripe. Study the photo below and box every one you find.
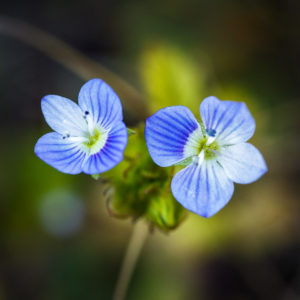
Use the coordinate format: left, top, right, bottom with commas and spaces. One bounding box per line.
42, 95, 88, 136
145, 106, 200, 167
34, 132, 87, 174
218, 143, 267, 184
78, 79, 123, 129
171, 160, 234, 217
81, 121, 128, 174
200, 96, 255, 144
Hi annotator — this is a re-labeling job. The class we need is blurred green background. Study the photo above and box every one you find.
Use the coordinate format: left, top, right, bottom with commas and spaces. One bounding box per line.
1, 0, 300, 299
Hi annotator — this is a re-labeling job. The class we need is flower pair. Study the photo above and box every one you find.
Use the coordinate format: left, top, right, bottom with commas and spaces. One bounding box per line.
35, 79, 267, 217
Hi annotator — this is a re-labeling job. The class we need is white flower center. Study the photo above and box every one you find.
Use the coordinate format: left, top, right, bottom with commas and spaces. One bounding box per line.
81, 127, 108, 155
184, 125, 220, 165
71, 110, 108, 155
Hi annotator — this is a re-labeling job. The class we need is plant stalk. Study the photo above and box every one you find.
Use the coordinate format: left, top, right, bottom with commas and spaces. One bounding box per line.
113, 221, 148, 300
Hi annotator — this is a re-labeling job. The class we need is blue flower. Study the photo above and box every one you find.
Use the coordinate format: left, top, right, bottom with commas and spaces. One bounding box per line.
35, 79, 128, 175
145, 96, 267, 217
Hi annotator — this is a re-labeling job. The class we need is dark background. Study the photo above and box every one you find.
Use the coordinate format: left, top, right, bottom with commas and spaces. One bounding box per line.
0, 0, 300, 299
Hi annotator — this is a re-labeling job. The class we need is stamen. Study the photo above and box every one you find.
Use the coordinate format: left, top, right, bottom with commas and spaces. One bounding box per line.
69, 136, 89, 143
206, 136, 216, 146
198, 150, 205, 165
82, 110, 94, 134
87, 118, 94, 135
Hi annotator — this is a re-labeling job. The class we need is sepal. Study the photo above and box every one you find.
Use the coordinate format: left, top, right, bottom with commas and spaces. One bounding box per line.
91, 174, 101, 180
102, 124, 187, 232
127, 128, 136, 136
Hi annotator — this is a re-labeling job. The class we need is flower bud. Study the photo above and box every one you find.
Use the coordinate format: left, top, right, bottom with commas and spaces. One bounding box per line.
104, 124, 186, 232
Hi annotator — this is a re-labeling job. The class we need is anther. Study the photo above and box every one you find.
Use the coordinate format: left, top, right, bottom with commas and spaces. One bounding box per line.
206, 128, 216, 137
62, 133, 70, 139
85, 111, 89, 115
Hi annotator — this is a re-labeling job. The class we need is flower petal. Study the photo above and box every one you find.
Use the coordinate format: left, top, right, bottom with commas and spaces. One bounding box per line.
34, 132, 87, 174
218, 143, 267, 184
200, 96, 255, 144
81, 121, 128, 174
171, 160, 234, 217
78, 79, 123, 129
145, 106, 200, 167
41, 95, 87, 136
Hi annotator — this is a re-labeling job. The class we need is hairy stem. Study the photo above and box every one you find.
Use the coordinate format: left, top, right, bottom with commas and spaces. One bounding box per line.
0, 15, 148, 119
113, 221, 148, 300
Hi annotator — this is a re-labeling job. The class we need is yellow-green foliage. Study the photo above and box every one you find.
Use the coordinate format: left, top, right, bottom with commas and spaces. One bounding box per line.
140, 44, 205, 114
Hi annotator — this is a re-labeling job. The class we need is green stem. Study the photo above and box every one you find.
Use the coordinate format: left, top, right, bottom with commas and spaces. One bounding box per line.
0, 15, 148, 119
113, 221, 148, 300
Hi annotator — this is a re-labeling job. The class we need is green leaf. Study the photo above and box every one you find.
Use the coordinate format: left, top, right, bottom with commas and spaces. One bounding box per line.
91, 174, 101, 180
127, 128, 136, 136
